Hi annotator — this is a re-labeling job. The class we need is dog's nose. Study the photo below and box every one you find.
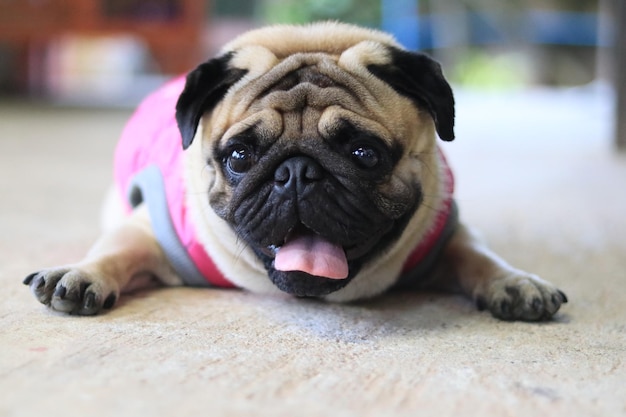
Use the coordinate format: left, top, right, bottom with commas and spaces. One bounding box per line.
274, 156, 324, 194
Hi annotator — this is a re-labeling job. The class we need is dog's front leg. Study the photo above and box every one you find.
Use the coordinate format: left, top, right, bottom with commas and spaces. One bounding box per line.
432, 223, 567, 321
23, 206, 181, 315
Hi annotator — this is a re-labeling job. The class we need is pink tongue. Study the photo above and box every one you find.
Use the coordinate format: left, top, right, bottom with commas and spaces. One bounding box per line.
274, 234, 349, 279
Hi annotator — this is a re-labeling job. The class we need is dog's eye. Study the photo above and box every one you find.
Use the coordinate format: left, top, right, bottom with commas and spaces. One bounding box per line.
351, 146, 379, 169
227, 146, 255, 174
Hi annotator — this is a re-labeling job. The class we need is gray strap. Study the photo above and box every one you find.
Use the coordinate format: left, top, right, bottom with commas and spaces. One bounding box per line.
127, 165, 211, 287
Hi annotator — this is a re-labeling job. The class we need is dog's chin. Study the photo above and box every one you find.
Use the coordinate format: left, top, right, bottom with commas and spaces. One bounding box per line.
267, 268, 355, 298
251, 243, 360, 297
250, 226, 383, 297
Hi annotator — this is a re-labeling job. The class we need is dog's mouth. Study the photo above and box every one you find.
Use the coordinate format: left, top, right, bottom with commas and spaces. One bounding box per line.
261, 225, 381, 280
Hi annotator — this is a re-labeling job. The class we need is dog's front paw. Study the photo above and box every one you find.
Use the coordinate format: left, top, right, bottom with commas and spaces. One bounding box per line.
475, 272, 568, 321
23, 267, 118, 315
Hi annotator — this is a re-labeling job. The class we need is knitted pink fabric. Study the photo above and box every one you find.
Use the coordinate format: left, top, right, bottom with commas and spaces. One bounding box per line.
114, 76, 232, 287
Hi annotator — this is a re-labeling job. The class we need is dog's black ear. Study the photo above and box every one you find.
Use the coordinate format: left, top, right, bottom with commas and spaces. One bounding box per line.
176, 52, 248, 149
368, 48, 455, 141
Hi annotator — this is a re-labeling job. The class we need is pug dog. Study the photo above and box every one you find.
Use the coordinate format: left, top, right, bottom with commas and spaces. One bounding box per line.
23, 22, 567, 320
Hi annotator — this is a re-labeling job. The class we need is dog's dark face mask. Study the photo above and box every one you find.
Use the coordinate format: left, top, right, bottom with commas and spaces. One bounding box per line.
176, 46, 454, 298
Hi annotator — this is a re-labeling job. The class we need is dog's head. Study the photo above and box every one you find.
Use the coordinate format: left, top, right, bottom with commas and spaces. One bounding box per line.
176, 22, 455, 298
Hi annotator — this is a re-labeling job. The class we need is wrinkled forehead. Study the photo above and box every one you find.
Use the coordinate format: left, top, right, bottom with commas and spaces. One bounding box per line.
209, 42, 422, 146
220, 22, 402, 58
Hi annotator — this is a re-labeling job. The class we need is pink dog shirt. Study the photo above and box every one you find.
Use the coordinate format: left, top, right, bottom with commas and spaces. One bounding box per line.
113, 76, 457, 289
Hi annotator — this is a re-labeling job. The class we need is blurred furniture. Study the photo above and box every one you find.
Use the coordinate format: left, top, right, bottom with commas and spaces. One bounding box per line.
0, 0, 206, 93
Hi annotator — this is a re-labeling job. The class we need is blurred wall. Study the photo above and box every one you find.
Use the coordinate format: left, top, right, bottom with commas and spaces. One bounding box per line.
0, 0, 611, 104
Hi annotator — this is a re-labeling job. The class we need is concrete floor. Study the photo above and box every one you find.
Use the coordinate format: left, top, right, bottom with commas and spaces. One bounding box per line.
0, 85, 625, 417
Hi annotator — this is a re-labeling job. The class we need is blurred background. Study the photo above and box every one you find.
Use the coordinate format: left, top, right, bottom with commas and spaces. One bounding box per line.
0, 0, 623, 147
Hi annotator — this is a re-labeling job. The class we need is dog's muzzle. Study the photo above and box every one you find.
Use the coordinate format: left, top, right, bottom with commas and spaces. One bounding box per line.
270, 156, 349, 280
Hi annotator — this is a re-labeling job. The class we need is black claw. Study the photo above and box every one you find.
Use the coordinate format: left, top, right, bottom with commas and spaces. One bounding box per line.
35, 277, 45, 290
504, 286, 520, 298
500, 300, 512, 318
79, 282, 89, 298
23, 273, 38, 285
83, 292, 96, 310
558, 290, 568, 303
53, 285, 67, 299
531, 297, 543, 312
550, 294, 558, 306
103, 293, 117, 309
